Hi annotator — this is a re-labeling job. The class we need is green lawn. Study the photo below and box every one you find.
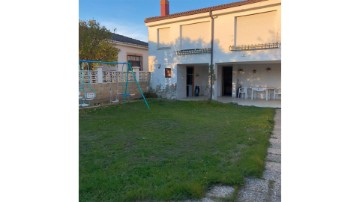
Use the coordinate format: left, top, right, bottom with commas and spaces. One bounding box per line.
80, 99, 275, 201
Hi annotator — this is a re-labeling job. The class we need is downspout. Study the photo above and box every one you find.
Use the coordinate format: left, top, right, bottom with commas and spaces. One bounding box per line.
209, 10, 215, 101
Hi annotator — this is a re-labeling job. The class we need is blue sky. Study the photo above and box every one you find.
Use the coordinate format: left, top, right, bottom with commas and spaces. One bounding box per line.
79, 0, 244, 42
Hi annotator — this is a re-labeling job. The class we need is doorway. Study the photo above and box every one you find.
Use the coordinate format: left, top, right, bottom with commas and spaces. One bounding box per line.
186, 66, 194, 97
222, 66, 233, 96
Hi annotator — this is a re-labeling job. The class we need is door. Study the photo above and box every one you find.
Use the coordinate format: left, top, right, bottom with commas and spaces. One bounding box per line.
186, 67, 194, 97
222, 66, 233, 96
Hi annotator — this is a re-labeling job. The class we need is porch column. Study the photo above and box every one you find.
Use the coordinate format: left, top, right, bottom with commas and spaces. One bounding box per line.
232, 67, 237, 98
212, 64, 218, 100
132, 66, 140, 81
97, 67, 103, 84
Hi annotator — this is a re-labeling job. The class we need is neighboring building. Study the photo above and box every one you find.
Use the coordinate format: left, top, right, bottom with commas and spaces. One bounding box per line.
145, 0, 281, 100
111, 33, 149, 72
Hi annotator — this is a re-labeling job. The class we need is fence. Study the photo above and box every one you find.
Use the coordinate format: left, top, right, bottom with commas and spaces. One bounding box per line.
79, 70, 150, 84
79, 68, 151, 106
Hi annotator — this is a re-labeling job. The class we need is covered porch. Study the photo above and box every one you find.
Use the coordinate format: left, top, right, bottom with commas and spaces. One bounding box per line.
176, 64, 209, 99
215, 61, 281, 106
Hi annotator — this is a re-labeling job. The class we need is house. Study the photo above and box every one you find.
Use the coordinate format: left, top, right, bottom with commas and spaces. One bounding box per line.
110, 33, 149, 72
144, 0, 281, 100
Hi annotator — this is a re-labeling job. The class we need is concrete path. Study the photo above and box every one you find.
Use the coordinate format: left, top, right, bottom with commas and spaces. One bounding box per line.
186, 109, 281, 202
237, 109, 281, 202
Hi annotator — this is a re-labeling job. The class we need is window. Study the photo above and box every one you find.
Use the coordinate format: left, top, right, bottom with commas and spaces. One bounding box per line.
235, 11, 278, 46
165, 68, 171, 78
127, 55, 143, 71
181, 21, 210, 49
158, 27, 171, 48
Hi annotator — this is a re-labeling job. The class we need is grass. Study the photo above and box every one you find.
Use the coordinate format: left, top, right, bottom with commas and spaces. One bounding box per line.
80, 99, 275, 201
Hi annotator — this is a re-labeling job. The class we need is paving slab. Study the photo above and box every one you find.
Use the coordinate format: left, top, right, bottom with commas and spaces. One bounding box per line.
265, 162, 281, 172
243, 178, 269, 193
273, 129, 281, 134
270, 195, 281, 202
270, 142, 281, 149
271, 181, 281, 197
271, 135, 281, 140
266, 153, 281, 163
263, 169, 281, 182
269, 138, 281, 145
237, 189, 268, 202
206, 185, 235, 199
267, 148, 281, 155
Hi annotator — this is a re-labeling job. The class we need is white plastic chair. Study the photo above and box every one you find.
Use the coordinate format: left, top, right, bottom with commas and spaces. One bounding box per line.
238, 87, 248, 99
273, 88, 281, 100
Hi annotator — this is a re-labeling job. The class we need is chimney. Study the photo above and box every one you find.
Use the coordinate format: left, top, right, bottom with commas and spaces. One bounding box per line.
160, 0, 169, 16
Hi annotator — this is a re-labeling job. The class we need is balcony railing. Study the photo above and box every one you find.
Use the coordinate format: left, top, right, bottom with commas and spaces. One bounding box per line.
229, 42, 281, 51
176, 48, 212, 56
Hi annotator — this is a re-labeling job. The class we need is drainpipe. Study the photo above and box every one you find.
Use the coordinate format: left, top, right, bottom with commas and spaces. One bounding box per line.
209, 10, 215, 101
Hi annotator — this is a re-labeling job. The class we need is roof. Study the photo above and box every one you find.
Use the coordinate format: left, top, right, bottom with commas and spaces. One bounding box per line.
144, 0, 267, 23
111, 33, 148, 47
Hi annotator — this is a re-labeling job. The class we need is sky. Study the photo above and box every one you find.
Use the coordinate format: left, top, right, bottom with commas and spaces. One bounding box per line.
79, 0, 245, 42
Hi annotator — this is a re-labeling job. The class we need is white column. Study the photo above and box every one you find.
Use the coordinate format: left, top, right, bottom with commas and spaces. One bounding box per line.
133, 66, 140, 81
97, 68, 103, 83
232, 67, 237, 98
212, 64, 218, 100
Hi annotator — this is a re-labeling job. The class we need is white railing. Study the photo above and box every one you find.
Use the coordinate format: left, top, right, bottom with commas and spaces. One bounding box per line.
103, 71, 136, 83
139, 72, 150, 82
80, 70, 150, 84
79, 70, 98, 84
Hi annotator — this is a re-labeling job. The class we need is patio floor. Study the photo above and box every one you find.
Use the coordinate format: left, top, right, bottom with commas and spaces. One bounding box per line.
217, 96, 281, 108
178, 96, 281, 108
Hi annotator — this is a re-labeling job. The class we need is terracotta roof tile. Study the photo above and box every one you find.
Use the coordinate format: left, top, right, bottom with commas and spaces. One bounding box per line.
144, 0, 267, 23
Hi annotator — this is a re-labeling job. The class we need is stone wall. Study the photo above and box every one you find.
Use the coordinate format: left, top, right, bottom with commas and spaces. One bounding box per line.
80, 81, 149, 106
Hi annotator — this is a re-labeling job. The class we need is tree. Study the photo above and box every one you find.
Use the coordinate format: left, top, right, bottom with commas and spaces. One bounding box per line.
79, 20, 119, 64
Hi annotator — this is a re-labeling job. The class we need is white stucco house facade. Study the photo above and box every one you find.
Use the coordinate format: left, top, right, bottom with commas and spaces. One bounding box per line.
145, 0, 281, 100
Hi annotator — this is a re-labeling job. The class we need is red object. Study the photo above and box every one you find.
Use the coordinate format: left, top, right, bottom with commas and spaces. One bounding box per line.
160, 0, 169, 16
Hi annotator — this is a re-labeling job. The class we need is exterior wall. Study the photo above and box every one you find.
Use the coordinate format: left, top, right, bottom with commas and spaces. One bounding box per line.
176, 65, 186, 98
175, 65, 209, 99
146, 0, 281, 99
193, 66, 209, 96
114, 43, 149, 72
234, 63, 281, 88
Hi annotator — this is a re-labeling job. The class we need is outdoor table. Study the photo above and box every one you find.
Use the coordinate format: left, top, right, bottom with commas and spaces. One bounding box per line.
251, 87, 275, 101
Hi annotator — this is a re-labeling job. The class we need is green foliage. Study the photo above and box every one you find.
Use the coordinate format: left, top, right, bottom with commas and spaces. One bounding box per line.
79, 20, 119, 63
79, 100, 275, 201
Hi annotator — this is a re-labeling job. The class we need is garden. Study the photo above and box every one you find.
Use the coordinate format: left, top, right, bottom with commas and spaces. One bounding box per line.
80, 99, 275, 201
